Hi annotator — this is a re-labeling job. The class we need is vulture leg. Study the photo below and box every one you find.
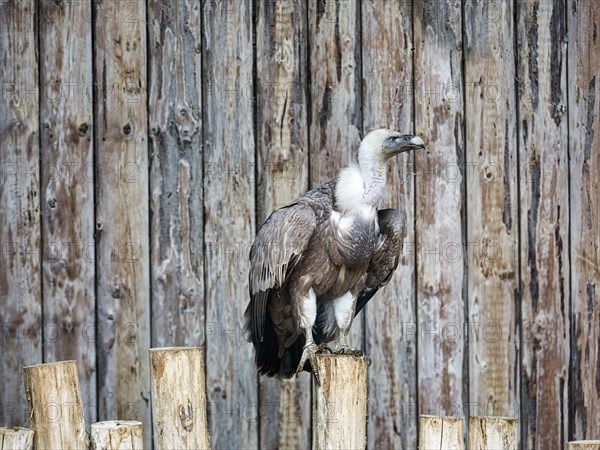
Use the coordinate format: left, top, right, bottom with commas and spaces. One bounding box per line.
291, 281, 322, 384
332, 292, 363, 356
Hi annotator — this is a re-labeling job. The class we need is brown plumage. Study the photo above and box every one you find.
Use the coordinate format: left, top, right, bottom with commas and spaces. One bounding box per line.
243, 129, 424, 381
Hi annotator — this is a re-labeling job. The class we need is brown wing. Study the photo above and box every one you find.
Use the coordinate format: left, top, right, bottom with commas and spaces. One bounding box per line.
354, 208, 406, 316
245, 202, 317, 344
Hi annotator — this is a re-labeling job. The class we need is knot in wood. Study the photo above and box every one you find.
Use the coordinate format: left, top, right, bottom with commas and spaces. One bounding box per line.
77, 123, 89, 136
178, 400, 194, 432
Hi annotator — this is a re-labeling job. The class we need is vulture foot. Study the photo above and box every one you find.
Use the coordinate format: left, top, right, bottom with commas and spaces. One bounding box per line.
317, 343, 333, 354
333, 343, 363, 356
297, 342, 322, 386
333, 345, 372, 366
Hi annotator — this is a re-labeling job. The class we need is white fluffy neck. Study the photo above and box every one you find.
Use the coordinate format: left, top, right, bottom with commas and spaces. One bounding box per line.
335, 157, 387, 217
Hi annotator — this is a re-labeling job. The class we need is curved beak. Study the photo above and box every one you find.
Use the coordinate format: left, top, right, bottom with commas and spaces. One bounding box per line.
383, 134, 426, 158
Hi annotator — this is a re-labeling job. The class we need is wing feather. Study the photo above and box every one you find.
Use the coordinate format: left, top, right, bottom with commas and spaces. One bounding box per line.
247, 202, 317, 343
354, 208, 406, 316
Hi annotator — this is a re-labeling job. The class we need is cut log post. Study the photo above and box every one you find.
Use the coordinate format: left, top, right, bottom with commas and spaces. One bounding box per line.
468, 416, 518, 450
90, 421, 143, 450
312, 354, 368, 450
567, 442, 600, 450
23, 361, 87, 449
418, 415, 464, 449
149, 347, 210, 449
0, 427, 34, 450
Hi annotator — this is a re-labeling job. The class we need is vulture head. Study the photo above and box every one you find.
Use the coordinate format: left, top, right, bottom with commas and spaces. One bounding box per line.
358, 128, 425, 167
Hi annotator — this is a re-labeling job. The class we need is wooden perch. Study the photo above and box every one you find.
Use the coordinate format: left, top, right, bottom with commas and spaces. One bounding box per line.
23, 361, 87, 450
91, 421, 143, 450
312, 354, 368, 450
0, 427, 34, 450
566, 442, 600, 450
149, 347, 210, 449
469, 416, 517, 450
418, 415, 464, 449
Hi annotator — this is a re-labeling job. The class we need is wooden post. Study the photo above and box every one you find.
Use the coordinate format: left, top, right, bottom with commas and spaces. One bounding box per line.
469, 416, 518, 450
23, 361, 87, 450
567, 442, 600, 450
0, 428, 34, 450
149, 347, 209, 449
312, 354, 367, 450
418, 415, 464, 450
90, 421, 143, 450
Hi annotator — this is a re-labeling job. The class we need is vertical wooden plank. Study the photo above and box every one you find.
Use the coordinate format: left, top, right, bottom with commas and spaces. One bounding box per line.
202, 1, 257, 448
39, 0, 96, 421
568, 0, 600, 441
255, 1, 310, 448
464, 0, 519, 417
308, 0, 362, 354
517, 0, 570, 448
0, 0, 42, 428
360, 1, 416, 448
147, 0, 204, 349
93, 0, 151, 446
414, 0, 465, 422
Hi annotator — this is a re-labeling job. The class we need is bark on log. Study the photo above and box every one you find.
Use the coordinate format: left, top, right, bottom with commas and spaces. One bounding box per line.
149, 347, 209, 449
23, 361, 87, 450
90, 421, 143, 450
468, 416, 518, 450
0, 428, 34, 450
312, 354, 367, 450
418, 415, 464, 450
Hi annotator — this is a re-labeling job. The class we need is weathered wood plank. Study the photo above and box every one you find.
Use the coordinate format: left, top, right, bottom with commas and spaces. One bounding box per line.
308, 0, 362, 360
0, 0, 42, 428
414, 0, 465, 423
255, 1, 310, 448
93, 1, 151, 446
568, 0, 600, 441
516, 1, 570, 448
147, 0, 204, 349
464, 0, 519, 418
360, 0, 416, 448
202, 1, 257, 448
39, 0, 96, 422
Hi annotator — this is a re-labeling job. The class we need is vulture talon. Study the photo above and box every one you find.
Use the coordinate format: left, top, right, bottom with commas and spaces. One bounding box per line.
297, 342, 321, 386
317, 344, 334, 354
334, 344, 364, 357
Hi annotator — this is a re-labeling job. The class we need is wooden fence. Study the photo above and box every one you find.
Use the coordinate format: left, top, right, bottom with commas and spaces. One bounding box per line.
0, 0, 598, 449
2, 353, 599, 449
